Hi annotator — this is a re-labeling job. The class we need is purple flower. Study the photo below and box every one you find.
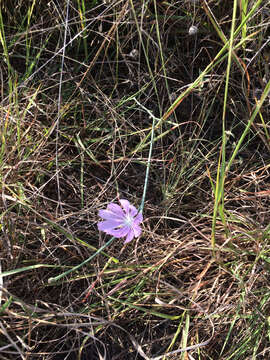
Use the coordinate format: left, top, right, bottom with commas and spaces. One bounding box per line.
97, 199, 143, 243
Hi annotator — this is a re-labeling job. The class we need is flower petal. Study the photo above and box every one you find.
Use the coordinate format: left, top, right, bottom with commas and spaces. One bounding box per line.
107, 203, 125, 217
119, 199, 130, 214
123, 229, 135, 243
129, 204, 140, 217
132, 223, 142, 238
120, 199, 138, 217
108, 226, 130, 238
97, 219, 123, 232
98, 209, 124, 221
133, 212, 143, 225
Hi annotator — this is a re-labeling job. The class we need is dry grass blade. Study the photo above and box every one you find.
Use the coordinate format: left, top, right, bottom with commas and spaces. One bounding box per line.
0, 0, 270, 359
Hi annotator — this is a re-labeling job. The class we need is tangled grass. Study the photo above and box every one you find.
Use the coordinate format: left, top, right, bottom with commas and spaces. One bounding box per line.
0, 0, 270, 359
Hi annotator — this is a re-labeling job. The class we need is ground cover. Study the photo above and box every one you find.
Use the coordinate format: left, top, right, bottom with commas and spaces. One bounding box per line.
0, 0, 270, 359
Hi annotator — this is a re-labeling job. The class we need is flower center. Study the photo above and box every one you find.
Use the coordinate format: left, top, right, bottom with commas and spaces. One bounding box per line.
124, 214, 133, 227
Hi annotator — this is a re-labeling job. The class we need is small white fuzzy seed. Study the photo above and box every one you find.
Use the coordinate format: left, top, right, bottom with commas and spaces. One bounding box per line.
189, 25, 198, 36
128, 49, 139, 59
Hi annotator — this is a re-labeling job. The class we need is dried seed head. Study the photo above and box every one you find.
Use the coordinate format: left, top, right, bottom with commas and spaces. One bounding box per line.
128, 49, 139, 59
189, 25, 198, 36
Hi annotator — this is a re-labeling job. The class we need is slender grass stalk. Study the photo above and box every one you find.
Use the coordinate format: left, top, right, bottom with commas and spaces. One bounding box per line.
226, 78, 270, 173
129, 0, 162, 116
257, 106, 270, 142
0, 110, 9, 165
0, 6, 13, 95
1, 264, 60, 279
24, 35, 51, 81
219, 308, 241, 356
152, 0, 175, 112
74, 134, 85, 208
211, 0, 238, 250
180, 312, 190, 360
55, 0, 70, 216
77, 0, 88, 59
240, 0, 248, 48
108, 296, 181, 320
164, 315, 184, 358
25, 0, 37, 69
134, 99, 157, 213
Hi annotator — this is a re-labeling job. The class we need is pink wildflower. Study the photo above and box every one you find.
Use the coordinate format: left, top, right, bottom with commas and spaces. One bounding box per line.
97, 199, 143, 243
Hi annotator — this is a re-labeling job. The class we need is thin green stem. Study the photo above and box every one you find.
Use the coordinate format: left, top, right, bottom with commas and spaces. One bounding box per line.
48, 237, 115, 283
48, 99, 157, 283
211, 0, 238, 249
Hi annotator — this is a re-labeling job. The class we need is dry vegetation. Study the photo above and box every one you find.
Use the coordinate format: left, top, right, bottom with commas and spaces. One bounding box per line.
0, 0, 270, 359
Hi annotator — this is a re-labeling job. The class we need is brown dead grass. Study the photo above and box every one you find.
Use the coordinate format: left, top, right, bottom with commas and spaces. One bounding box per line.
0, 0, 270, 359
